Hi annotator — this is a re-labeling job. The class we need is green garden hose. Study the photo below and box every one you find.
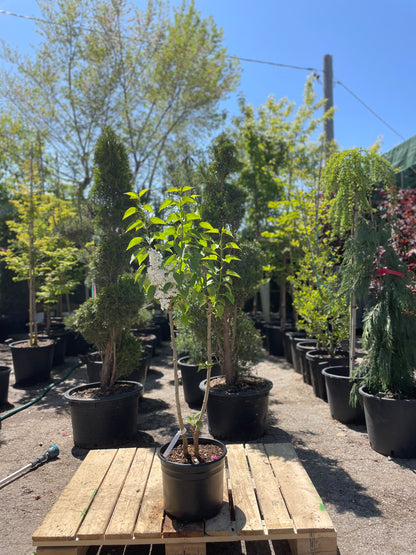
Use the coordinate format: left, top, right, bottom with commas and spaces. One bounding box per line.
0, 361, 82, 422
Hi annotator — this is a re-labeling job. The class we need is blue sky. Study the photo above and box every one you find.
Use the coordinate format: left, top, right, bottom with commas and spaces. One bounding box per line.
1, 0, 415, 154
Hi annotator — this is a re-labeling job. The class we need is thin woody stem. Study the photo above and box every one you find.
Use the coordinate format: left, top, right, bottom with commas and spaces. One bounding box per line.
168, 302, 189, 456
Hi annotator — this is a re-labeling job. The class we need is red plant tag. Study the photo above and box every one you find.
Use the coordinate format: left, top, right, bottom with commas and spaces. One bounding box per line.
377, 269, 405, 278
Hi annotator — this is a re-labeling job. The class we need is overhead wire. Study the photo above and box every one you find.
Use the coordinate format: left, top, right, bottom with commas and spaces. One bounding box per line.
0, 8, 406, 148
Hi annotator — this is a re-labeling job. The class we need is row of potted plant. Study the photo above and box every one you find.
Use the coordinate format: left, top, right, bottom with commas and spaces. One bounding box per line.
265, 148, 416, 459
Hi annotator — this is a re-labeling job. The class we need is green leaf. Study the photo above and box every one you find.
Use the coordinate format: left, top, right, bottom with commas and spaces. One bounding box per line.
123, 206, 138, 220
160, 198, 174, 211
150, 216, 166, 225
126, 236, 143, 250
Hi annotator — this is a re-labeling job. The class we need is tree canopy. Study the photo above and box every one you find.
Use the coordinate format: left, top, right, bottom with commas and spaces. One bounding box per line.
0, 0, 240, 197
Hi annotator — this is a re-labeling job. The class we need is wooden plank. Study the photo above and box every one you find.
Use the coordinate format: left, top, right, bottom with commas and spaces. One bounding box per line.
245, 444, 294, 535
163, 516, 204, 538
264, 443, 336, 535
77, 448, 136, 539
226, 444, 264, 537
33, 450, 117, 542
288, 532, 338, 555
205, 471, 233, 537
105, 447, 155, 539
165, 544, 207, 555
134, 453, 164, 538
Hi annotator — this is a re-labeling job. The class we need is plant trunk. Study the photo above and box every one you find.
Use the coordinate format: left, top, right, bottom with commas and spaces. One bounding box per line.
168, 303, 189, 457
194, 300, 213, 458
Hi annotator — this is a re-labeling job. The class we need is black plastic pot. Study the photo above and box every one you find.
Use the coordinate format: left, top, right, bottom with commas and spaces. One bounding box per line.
10, 339, 55, 386
178, 356, 221, 407
65, 331, 90, 356
49, 330, 68, 366
200, 376, 273, 441
322, 366, 365, 424
84, 352, 102, 382
359, 386, 416, 458
0, 366, 11, 406
126, 350, 151, 399
263, 324, 284, 356
282, 328, 296, 363
295, 340, 317, 384
288, 332, 307, 372
64, 380, 142, 449
158, 437, 227, 521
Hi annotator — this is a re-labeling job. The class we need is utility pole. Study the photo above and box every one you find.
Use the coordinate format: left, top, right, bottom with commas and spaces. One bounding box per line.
323, 54, 334, 156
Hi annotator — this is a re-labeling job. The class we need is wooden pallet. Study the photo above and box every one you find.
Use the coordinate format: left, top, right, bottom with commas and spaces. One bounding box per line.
32, 442, 337, 555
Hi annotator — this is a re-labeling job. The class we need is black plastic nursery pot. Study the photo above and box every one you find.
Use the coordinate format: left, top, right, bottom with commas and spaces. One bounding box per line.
178, 356, 221, 407
321, 366, 365, 424
263, 324, 285, 356
64, 380, 142, 449
0, 366, 11, 406
158, 437, 227, 521
282, 328, 296, 364
359, 386, 416, 458
200, 376, 273, 441
295, 340, 317, 385
288, 332, 307, 372
10, 339, 55, 386
49, 330, 68, 366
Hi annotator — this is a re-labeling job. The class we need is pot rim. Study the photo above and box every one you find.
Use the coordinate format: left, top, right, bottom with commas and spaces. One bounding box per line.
321, 365, 351, 379
359, 385, 416, 404
9, 338, 55, 349
0, 366, 12, 373
64, 380, 143, 403
157, 436, 227, 467
199, 375, 273, 396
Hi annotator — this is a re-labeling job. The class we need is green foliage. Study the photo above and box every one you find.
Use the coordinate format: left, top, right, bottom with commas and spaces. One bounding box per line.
323, 148, 396, 238
0, 0, 239, 194
199, 133, 246, 235
290, 249, 349, 355
352, 232, 416, 398
71, 127, 145, 389
1, 183, 83, 342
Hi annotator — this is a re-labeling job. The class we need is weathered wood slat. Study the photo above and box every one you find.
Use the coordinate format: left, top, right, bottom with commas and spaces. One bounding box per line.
226, 444, 264, 537
163, 517, 204, 538
264, 443, 335, 534
77, 448, 136, 539
165, 544, 207, 555
33, 449, 116, 541
245, 443, 294, 535
134, 452, 164, 538
33, 443, 337, 555
105, 447, 155, 539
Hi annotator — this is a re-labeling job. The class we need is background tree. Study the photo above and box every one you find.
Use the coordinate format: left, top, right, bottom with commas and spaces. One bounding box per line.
0, 0, 239, 197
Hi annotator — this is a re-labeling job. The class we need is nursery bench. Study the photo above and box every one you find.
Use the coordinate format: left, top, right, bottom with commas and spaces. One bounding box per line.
32, 442, 337, 555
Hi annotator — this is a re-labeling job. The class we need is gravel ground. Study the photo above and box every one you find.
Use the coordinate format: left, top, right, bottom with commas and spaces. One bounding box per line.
0, 340, 415, 555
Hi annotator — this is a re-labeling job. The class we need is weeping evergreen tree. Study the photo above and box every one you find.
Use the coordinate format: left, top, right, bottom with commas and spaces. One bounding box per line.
341, 220, 416, 399
323, 148, 416, 398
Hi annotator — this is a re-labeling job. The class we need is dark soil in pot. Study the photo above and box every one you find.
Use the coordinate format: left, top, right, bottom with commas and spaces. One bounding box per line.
64, 380, 142, 449
158, 437, 226, 521
200, 375, 273, 441
359, 386, 416, 458
178, 356, 221, 408
10, 339, 55, 386
322, 365, 365, 424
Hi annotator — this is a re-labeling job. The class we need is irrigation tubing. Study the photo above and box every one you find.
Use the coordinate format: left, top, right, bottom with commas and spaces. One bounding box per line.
0, 361, 82, 422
